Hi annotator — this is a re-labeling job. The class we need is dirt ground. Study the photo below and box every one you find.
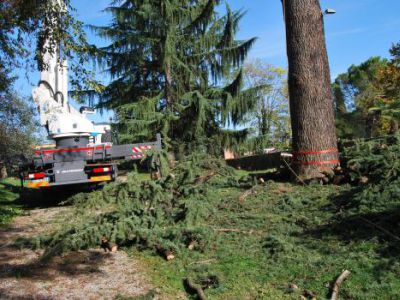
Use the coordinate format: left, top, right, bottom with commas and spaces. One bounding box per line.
0, 207, 155, 300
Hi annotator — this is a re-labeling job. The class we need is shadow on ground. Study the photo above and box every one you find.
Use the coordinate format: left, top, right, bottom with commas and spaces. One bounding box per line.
0, 249, 109, 281
301, 187, 400, 281
0, 181, 100, 209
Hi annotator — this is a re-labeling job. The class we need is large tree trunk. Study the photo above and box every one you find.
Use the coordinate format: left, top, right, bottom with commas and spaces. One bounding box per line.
283, 0, 339, 179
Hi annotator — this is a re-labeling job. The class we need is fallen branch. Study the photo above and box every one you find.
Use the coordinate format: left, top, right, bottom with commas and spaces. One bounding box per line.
195, 171, 216, 184
184, 278, 207, 300
359, 217, 400, 242
330, 269, 351, 300
239, 185, 262, 202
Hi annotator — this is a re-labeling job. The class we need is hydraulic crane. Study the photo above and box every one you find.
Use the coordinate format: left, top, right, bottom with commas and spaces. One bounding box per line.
22, 0, 161, 189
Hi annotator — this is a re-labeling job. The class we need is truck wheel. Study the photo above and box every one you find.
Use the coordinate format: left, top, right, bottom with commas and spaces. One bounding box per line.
112, 164, 118, 181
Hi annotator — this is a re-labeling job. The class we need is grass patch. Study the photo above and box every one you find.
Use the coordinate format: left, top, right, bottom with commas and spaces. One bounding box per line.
133, 182, 400, 299
0, 178, 24, 226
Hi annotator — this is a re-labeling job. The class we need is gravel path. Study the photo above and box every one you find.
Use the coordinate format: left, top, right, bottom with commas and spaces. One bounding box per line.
0, 207, 154, 300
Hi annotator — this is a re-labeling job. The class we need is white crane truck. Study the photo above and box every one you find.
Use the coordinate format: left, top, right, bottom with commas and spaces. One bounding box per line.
22, 0, 161, 189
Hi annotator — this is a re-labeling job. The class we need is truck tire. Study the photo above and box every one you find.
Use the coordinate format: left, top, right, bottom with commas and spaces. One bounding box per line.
112, 164, 118, 181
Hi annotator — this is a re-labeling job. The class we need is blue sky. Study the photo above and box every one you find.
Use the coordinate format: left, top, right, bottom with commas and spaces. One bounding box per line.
15, 0, 400, 122
65, 0, 400, 81
228, 0, 400, 78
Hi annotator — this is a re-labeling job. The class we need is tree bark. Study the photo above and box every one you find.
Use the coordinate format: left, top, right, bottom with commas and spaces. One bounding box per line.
283, 0, 339, 179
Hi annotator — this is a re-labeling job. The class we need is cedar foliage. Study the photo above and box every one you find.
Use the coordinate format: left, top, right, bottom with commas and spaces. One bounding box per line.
23, 153, 252, 259
89, 0, 259, 152
341, 135, 400, 215
15, 138, 400, 299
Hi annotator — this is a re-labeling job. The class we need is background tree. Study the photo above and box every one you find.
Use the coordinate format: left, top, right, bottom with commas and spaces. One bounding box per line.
0, 0, 93, 96
282, 0, 339, 179
377, 42, 400, 133
0, 93, 38, 178
332, 57, 388, 138
378, 43, 400, 103
90, 0, 259, 155
241, 59, 290, 151
333, 48, 400, 139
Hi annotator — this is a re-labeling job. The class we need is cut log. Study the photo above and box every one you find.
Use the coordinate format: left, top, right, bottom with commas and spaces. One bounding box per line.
188, 241, 197, 250
165, 250, 175, 261
156, 245, 175, 261
100, 236, 118, 252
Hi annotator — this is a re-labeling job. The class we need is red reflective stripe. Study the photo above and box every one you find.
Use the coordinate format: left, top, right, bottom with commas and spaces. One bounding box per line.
293, 159, 340, 166
293, 148, 338, 156
132, 145, 152, 153
35, 145, 112, 155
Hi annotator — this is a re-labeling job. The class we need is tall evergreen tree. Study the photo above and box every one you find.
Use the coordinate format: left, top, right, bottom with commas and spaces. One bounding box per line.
91, 0, 258, 154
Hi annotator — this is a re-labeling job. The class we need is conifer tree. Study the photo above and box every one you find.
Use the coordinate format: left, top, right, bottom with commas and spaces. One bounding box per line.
91, 0, 258, 153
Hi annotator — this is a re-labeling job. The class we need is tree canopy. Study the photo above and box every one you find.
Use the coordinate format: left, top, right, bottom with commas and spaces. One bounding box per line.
0, 0, 92, 95
242, 60, 290, 147
333, 43, 400, 139
90, 0, 259, 154
0, 92, 38, 176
